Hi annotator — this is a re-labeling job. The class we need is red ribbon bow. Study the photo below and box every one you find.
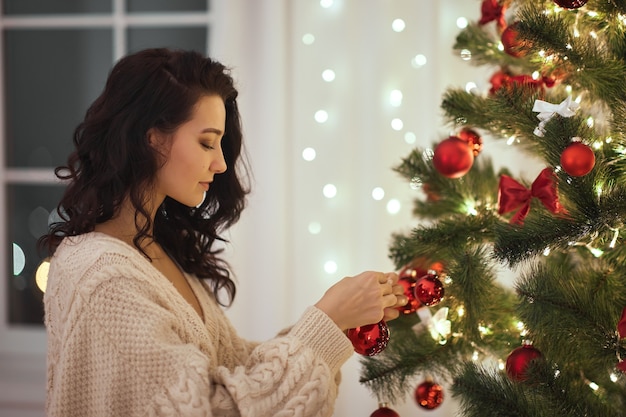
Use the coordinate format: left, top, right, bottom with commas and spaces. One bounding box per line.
478, 0, 507, 31
497, 168, 563, 225
618, 307, 626, 372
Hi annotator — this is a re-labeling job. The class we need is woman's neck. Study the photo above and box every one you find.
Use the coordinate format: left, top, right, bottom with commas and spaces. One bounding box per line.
94, 198, 158, 253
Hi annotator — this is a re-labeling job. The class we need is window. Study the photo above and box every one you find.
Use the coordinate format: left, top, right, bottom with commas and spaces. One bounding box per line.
1, 0, 213, 349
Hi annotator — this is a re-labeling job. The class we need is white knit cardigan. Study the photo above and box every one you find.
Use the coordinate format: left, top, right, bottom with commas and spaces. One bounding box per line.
44, 232, 354, 417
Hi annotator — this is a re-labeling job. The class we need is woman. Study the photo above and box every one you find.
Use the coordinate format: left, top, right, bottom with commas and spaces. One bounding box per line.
39, 48, 406, 417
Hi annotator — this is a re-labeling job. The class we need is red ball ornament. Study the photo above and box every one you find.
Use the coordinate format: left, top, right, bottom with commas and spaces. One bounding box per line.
414, 380, 444, 410
501, 23, 529, 58
432, 136, 474, 178
369, 404, 400, 417
458, 128, 483, 156
396, 275, 421, 315
560, 142, 595, 177
347, 320, 390, 356
414, 273, 444, 307
553, 0, 588, 9
505, 344, 543, 381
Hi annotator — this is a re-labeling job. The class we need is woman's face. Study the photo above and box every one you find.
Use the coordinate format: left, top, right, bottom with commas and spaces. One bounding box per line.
153, 94, 227, 207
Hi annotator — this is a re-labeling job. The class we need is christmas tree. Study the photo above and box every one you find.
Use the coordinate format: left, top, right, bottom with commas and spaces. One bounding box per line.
354, 0, 626, 416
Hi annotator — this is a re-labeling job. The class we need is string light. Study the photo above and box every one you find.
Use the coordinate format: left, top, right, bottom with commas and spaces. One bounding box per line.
386, 199, 401, 215
308, 222, 321, 235
36, 259, 50, 293
411, 54, 427, 68
302, 147, 316, 161
372, 187, 385, 201
324, 260, 338, 274
391, 118, 404, 131
321, 69, 336, 82
389, 89, 403, 107
391, 18, 405, 32
314, 110, 328, 123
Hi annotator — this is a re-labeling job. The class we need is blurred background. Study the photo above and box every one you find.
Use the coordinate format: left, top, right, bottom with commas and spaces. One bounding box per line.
0, 1, 539, 415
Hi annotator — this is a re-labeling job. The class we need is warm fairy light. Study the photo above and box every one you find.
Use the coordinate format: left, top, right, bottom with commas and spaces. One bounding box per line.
465, 82, 477, 93
391, 18, 406, 32
302, 147, 316, 161
36, 258, 50, 293
565, 85, 573, 94
324, 260, 338, 274
391, 118, 404, 131
497, 42, 504, 52
587, 246, 604, 257
321, 69, 336, 82
463, 200, 478, 216
456, 17, 469, 29
531, 71, 540, 80
498, 360, 505, 370
411, 54, 427, 68
506, 135, 516, 145
587, 117, 595, 128
543, 247, 551, 256
302, 33, 315, 45
404, 132, 416, 144
610, 373, 619, 382
472, 351, 479, 361
314, 110, 328, 123
606, 137, 613, 143
538, 50, 546, 57
323, 184, 337, 198
389, 89, 403, 107
386, 199, 401, 215
308, 222, 321, 235
593, 140, 602, 150
590, 31, 598, 39
372, 187, 385, 201
460, 49, 472, 61
457, 306, 465, 317
610, 228, 619, 248
587, 11, 598, 18
588, 382, 600, 391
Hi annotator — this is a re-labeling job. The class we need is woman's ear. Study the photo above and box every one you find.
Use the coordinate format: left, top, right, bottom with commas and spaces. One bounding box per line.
147, 128, 169, 163
147, 128, 160, 149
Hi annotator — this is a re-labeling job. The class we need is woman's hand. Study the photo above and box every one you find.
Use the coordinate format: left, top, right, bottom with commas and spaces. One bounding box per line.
314, 271, 408, 331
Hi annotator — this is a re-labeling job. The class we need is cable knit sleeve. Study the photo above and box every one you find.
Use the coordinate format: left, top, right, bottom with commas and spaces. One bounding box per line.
213, 306, 354, 417
45, 238, 354, 417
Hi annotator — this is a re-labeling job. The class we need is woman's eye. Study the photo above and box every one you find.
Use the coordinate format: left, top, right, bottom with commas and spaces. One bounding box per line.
201, 142, 214, 150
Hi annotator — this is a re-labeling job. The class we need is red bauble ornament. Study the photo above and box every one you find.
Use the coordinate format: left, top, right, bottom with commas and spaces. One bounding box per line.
506, 344, 543, 381
432, 136, 474, 178
458, 128, 483, 156
553, 0, 588, 9
414, 273, 444, 307
347, 320, 390, 356
369, 404, 400, 417
414, 380, 444, 410
560, 142, 595, 177
396, 274, 421, 315
501, 23, 529, 58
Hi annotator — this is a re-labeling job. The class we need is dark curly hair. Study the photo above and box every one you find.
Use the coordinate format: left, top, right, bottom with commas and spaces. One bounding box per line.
38, 48, 250, 307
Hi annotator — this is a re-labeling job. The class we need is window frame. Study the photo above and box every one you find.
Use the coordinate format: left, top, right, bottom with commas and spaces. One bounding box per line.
0, 0, 215, 356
